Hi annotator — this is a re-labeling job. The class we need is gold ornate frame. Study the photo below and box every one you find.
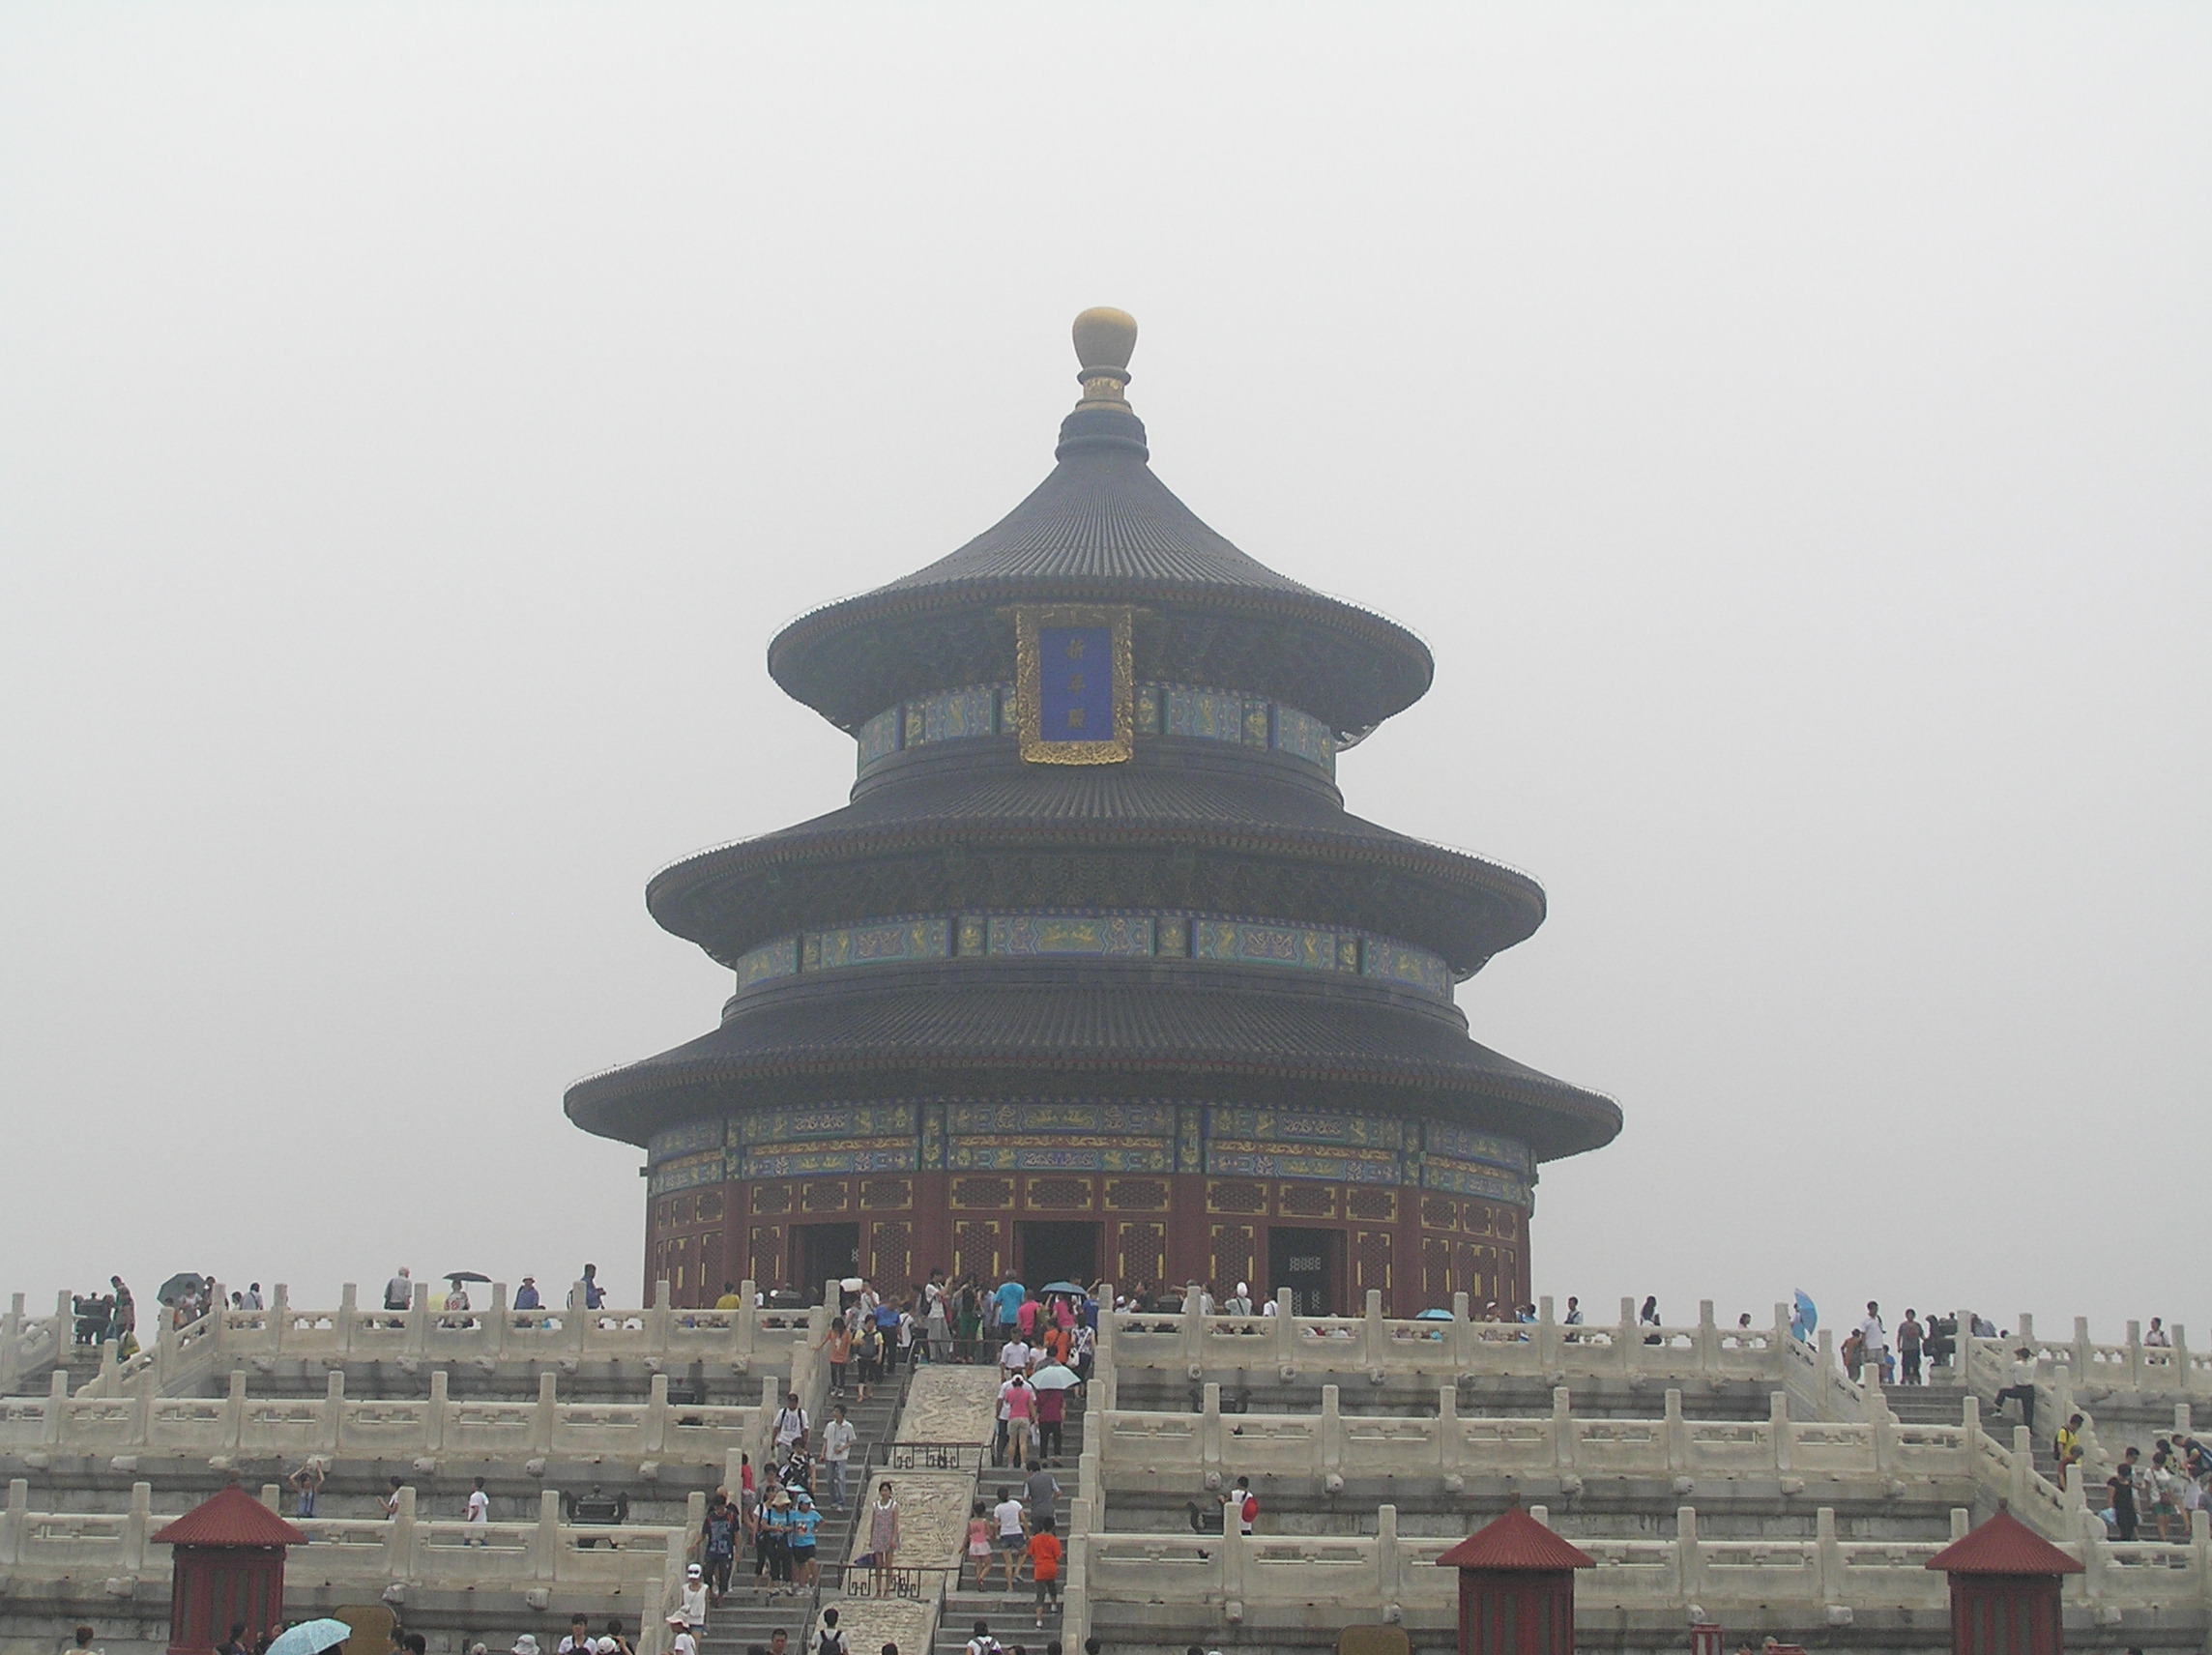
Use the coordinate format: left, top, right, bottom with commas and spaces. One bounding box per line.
1014, 603, 1134, 764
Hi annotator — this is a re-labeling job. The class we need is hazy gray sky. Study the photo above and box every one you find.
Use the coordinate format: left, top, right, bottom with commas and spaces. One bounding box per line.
4, 6, 2205, 1340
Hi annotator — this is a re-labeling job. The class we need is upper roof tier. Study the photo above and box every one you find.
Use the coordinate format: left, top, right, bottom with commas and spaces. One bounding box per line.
768, 309, 1436, 739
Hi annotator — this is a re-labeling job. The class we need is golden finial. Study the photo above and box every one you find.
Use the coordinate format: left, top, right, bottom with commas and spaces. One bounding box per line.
1072, 307, 1138, 410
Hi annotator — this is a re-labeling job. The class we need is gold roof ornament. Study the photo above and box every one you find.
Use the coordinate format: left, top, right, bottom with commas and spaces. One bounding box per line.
1072, 306, 1139, 410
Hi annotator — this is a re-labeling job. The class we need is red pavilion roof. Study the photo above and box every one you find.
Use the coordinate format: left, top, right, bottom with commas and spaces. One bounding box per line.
1926, 1508, 2082, 1577
1436, 1505, 1595, 1572
152, 1485, 306, 1548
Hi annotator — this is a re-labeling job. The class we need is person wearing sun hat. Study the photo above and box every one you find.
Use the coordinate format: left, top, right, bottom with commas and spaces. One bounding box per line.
664, 1616, 696, 1655
510, 1640, 540, 1655
680, 1562, 710, 1627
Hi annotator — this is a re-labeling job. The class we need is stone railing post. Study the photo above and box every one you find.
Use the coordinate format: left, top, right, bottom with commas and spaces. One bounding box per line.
426, 1370, 448, 1453
568, 1283, 590, 1355
2125, 1320, 2142, 1390
1450, 1291, 1472, 1372
1273, 1290, 1297, 1369
647, 1373, 670, 1455
268, 1284, 288, 1356
735, 1280, 759, 1360
1221, 1503, 1244, 1610
1553, 1385, 1575, 1471
1537, 1294, 1558, 1370
1377, 1501, 1402, 1610
1771, 1388, 1792, 1473
1676, 1505, 1703, 1603
132, 1365, 154, 1447
488, 1283, 509, 1356
657, 1522, 689, 1617
1959, 1395, 1980, 1479
533, 1373, 558, 1456
338, 1283, 358, 1360
224, 1369, 247, 1450
123, 1481, 151, 1574
43, 1371, 67, 1447
1320, 1384, 1344, 1480
405, 1282, 428, 1356
323, 1370, 345, 1455
2073, 1317, 2094, 1390
1815, 1506, 1841, 1606
1866, 1364, 1892, 1472
2171, 1325, 2192, 1400
1773, 1302, 1793, 1375
1698, 1301, 1718, 1373
1181, 1289, 1205, 1371
1, 1478, 26, 1568
533, 1488, 562, 1579
0, 1294, 22, 1393
651, 1279, 674, 1359
1062, 1493, 1093, 1654
386, 1485, 417, 1582
2011, 1425, 2035, 1510
1619, 1298, 1639, 1376
1437, 1384, 1462, 1482
1201, 1382, 1223, 1474
1665, 1389, 1688, 1473
1362, 1289, 1386, 1370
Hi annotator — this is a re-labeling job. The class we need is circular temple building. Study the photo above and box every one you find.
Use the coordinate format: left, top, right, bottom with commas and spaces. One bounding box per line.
567, 310, 1619, 1315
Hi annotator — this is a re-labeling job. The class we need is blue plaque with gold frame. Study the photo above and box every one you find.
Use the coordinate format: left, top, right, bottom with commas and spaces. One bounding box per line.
1013, 604, 1134, 764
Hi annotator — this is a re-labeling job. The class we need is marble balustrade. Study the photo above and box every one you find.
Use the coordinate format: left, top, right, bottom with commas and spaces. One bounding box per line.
1071, 1500, 2212, 1628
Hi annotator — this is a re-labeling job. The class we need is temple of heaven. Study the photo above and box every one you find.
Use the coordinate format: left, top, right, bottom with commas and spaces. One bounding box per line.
566, 308, 1619, 1315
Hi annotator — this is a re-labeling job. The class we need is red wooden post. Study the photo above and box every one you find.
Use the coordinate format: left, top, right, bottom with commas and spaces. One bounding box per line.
1436, 1498, 1595, 1655
152, 1485, 306, 1655
1926, 1505, 2082, 1655
1689, 1621, 1723, 1655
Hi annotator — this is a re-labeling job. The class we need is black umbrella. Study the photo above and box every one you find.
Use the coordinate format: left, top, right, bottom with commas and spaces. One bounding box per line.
444, 1271, 491, 1284
156, 1273, 208, 1306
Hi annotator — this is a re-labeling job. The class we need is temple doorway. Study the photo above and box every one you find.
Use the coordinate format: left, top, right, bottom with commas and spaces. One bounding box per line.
1268, 1226, 1344, 1317
793, 1223, 859, 1304
1016, 1221, 1099, 1291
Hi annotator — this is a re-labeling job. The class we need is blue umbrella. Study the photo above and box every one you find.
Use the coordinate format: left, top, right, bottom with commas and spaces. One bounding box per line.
1790, 1291, 1818, 1343
1414, 1309, 1454, 1321
267, 1621, 353, 1655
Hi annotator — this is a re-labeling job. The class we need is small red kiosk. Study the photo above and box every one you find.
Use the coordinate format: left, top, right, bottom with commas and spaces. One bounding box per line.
1926, 1505, 2083, 1655
152, 1484, 306, 1655
1436, 1499, 1595, 1655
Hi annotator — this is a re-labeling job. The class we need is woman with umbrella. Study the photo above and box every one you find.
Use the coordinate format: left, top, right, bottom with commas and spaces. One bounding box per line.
264, 1620, 351, 1655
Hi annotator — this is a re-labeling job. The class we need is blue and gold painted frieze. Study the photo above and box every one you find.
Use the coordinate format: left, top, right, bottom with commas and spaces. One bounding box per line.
740, 1103, 917, 1145
739, 908, 1453, 1004
1421, 1155, 1534, 1206
646, 1095, 1532, 1206
989, 913, 1154, 957
1194, 917, 1340, 973
1423, 1121, 1535, 1175
857, 680, 1335, 779
948, 1101, 1176, 1136
647, 1148, 729, 1197
806, 917, 950, 973
735, 937, 800, 991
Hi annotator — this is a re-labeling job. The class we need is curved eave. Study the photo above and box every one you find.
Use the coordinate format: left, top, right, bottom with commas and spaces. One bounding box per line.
645, 818, 1547, 976
564, 971, 1620, 1163
768, 578, 1435, 737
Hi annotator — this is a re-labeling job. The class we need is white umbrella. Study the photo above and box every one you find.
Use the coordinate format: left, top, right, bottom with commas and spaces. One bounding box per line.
267, 1621, 354, 1655
1028, 1363, 1081, 1390
840, 1277, 864, 1292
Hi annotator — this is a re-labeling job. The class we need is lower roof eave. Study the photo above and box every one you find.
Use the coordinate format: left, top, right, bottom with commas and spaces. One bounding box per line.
564, 1051, 1620, 1164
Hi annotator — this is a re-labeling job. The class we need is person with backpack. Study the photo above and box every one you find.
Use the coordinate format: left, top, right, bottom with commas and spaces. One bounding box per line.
772, 1392, 810, 1458
812, 1610, 847, 1655
856, 1320, 885, 1401
965, 1623, 1000, 1655
702, 1496, 738, 1598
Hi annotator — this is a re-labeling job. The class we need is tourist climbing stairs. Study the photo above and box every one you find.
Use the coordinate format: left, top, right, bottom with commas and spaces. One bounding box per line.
697, 1370, 909, 1655
1880, 1382, 2067, 1484
933, 1408, 1088, 1655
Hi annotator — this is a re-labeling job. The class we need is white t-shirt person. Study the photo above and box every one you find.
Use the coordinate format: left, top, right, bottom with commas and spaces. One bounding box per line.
822, 1415, 857, 1466
994, 1493, 1026, 1542
998, 1338, 1032, 1377
773, 1401, 811, 1453
465, 1487, 489, 1526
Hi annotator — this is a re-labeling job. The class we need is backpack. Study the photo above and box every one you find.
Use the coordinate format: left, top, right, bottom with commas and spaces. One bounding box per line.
967, 1640, 1000, 1655
817, 1630, 847, 1655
